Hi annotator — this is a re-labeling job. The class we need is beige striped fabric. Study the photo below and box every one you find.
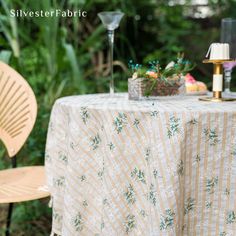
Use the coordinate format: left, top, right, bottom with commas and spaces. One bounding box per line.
45, 93, 236, 236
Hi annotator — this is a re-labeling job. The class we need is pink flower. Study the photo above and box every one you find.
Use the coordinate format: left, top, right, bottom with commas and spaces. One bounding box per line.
185, 73, 196, 84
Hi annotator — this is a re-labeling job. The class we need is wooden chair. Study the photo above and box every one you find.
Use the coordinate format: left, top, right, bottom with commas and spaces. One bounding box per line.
0, 61, 50, 235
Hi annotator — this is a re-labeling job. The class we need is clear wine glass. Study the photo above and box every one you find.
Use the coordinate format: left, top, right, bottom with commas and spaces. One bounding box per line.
221, 18, 236, 96
98, 11, 124, 95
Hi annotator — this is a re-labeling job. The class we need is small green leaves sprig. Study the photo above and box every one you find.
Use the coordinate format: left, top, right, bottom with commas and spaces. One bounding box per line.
128, 60, 147, 78
128, 60, 142, 72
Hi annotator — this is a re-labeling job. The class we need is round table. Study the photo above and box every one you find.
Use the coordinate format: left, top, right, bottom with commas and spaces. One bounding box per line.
45, 93, 236, 236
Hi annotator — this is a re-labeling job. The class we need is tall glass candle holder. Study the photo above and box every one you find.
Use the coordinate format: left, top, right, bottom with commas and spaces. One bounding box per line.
98, 11, 124, 95
221, 18, 236, 96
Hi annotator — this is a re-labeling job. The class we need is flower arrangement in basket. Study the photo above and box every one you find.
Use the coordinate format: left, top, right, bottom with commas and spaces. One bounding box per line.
128, 54, 195, 100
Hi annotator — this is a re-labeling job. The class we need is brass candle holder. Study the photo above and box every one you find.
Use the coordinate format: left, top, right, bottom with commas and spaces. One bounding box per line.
199, 59, 236, 102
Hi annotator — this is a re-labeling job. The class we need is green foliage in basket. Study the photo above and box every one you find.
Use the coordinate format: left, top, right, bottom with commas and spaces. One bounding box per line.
128, 54, 195, 80
128, 54, 195, 96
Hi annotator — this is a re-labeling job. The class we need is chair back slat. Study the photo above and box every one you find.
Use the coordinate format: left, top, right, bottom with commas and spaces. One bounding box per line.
0, 62, 37, 157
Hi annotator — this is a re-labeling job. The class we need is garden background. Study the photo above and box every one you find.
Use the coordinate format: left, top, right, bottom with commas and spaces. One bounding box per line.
0, 0, 236, 235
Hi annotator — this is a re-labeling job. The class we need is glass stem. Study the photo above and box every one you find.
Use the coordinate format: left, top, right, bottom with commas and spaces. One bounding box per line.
224, 68, 232, 94
108, 30, 114, 95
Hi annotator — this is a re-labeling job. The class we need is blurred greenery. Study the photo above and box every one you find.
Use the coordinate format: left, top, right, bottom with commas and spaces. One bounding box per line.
0, 0, 236, 235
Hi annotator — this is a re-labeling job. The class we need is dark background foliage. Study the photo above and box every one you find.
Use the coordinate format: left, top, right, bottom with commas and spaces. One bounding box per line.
0, 0, 236, 235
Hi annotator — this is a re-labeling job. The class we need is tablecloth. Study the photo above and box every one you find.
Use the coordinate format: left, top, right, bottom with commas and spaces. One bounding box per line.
45, 93, 236, 236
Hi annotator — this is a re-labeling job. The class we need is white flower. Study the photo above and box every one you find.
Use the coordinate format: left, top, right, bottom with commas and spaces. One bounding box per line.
132, 72, 138, 79
165, 61, 175, 69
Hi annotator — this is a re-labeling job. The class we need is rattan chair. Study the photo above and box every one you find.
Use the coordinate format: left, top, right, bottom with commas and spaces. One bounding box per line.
0, 61, 50, 236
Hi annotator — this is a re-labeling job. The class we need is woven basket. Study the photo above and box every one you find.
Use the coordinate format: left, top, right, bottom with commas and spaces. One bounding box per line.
128, 77, 185, 100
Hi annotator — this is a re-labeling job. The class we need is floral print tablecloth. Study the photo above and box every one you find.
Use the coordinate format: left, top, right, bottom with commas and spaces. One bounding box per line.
45, 93, 236, 236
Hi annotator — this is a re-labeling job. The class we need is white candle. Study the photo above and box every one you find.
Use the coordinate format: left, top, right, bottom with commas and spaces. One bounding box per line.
206, 43, 230, 60
213, 74, 223, 91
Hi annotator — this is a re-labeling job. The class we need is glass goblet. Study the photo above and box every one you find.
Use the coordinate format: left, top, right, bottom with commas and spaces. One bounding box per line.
221, 18, 236, 96
98, 11, 124, 95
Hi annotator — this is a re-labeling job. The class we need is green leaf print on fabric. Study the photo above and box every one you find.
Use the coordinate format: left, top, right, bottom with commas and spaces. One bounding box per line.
206, 176, 218, 194
79, 175, 86, 182
98, 161, 105, 180
133, 118, 140, 128
70, 142, 76, 150
140, 210, 148, 217
219, 232, 227, 236
182, 224, 187, 232
113, 112, 127, 133
226, 211, 236, 224
146, 184, 157, 206
72, 212, 84, 232
224, 188, 230, 196
124, 214, 136, 233
108, 142, 115, 151
45, 152, 51, 162
82, 200, 88, 207
124, 184, 136, 205
80, 107, 89, 124
160, 209, 175, 231
131, 167, 146, 184
206, 201, 212, 209
90, 133, 101, 150
53, 211, 62, 224
53, 176, 65, 187
167, 116, 180, 138
145, 148, 151, 163
177, 159, 184, 176
187, 118, 198, 125
204, 128, 219, 146
184, 197, 195, 215
231, 147, 236, 156
101, 221, 105, 230
98, 168, 104, 179
103, 198, 109, 206
153, 169, 160, 179
58, 151, 68, 164
150, 110, 159, 117
195, 155, 201, 163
